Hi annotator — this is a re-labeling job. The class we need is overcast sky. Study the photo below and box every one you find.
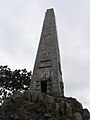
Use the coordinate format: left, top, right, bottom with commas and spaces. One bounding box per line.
0, 0, 90, 110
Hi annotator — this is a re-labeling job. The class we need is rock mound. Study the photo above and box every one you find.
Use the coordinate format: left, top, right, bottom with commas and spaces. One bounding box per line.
0, 90, 90, 120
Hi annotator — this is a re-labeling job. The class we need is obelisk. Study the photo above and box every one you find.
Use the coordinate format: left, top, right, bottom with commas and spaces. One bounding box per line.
31, 8, 64, 97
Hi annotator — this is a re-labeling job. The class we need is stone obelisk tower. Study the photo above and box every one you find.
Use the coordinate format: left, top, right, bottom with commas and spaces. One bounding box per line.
31, 8, 64, 97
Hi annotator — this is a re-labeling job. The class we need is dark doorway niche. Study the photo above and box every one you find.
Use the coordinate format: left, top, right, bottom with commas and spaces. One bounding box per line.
41, 81, 47, 93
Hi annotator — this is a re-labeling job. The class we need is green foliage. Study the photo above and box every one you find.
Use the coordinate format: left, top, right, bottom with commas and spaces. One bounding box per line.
2, 92, 24, 112
1, 99, 14, 112
74, 101, 83, 113
51, 109, 60, 120
0, 65, 31, 105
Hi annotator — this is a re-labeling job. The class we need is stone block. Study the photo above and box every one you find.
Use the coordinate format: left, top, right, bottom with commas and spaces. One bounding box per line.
66, 102, 72, 117
73, 112, 82, 120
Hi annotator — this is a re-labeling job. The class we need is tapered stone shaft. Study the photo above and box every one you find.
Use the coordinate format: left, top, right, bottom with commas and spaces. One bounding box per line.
31, 8, 64, 97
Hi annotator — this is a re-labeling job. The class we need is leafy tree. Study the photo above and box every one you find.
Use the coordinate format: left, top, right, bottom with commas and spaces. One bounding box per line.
0, 65, 31, 105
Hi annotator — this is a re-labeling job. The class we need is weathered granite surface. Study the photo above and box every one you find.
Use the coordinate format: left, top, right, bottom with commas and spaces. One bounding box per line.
31, 8, 64, 97
0, 91, 90, 120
